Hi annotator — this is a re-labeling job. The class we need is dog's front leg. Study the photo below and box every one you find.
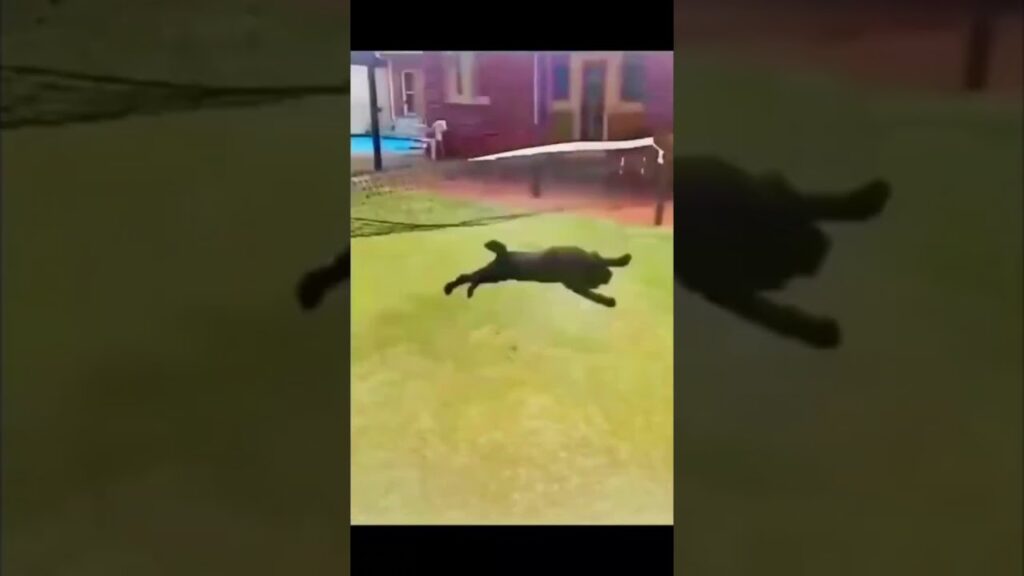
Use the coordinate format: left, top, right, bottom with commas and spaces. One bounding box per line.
460, 259, 507, 297
466, 263, 506, 298
444, 273, 474, 295
445, 261, 502, 297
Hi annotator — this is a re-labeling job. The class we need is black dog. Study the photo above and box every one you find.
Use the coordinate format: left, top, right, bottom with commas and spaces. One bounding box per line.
444, 240, 631, 307
297, 249, 349, 311
676, 155, 891, 348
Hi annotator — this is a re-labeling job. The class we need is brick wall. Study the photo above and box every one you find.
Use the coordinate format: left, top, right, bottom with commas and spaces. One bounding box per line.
421, 51, 676, 157
424, 52, 544, 158
644, 51, 675, 135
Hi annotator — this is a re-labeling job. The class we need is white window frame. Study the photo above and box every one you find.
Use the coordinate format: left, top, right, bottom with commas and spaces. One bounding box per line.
445, 52, 491, 105
401, 70, 417, 116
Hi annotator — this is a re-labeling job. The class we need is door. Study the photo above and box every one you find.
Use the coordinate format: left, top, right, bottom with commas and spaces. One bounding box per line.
400, 69, 420, 117
580, 61, 607, 140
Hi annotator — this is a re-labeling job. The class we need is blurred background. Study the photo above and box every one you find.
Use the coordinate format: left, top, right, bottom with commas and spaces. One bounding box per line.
3, 1, 349, 574
676, 0, 1022, 574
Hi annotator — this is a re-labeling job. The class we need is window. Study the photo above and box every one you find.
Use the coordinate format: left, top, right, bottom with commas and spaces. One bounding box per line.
401, 70, 416, 115
621, 53, 645, 102
444, 52, 489, 105
551, 53, 570, 101
454, 57, 464, 96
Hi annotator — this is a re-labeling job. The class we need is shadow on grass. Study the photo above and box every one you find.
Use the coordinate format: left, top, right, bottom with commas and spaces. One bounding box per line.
1, 65, 347, 130
675, 155, 891, 349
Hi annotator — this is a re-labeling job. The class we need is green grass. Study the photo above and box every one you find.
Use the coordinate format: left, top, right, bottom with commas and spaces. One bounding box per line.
351, 197, 674, 524
3, 1, 351, 572
3, 0, 345, 85
677, 53, 1022, 574
353, 189, 517, 233
2, 99, 349, 575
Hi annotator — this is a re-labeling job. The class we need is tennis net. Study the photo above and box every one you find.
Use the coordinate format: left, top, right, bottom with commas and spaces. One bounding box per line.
350, 138, 673, 238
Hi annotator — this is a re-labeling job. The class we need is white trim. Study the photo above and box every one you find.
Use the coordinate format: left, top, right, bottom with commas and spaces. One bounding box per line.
443, 52, 492, 105
579, 57, 600, 141
533, 53, 539, 125
468, 137, 656, 161
458, 52, 472, 97
386, 58, 396, 124
401, 70, 416, 116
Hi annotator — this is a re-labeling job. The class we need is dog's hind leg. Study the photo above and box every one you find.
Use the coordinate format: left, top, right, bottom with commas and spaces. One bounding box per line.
484, 240, 508, 255
757, 171, 891, 222
564, 283, 617, 307
702, 290, 840, 349
797, 180, 891, 222
598, 253, 632, 267
784, 180, 892, 222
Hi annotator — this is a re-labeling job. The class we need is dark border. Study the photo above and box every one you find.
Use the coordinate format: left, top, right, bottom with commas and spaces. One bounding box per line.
352, 526, 672, 573
352, 0, 673, 51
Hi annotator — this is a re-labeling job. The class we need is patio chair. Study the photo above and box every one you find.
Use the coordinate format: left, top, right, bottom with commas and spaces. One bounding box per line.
425, 120, 447, 161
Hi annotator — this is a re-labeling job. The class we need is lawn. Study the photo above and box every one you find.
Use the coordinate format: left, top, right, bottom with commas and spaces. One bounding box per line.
3, 1, 354, 572
351, 192, 674, 524
676, 53, 1022, 574
2, 99, 350, 575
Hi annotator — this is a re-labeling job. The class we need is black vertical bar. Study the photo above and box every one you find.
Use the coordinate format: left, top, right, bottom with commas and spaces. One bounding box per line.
963, 3, 995, 92
654, 191, 666, 226
530, 157, 543, 198
654, 152, 667, 226
367, 62, 383, 171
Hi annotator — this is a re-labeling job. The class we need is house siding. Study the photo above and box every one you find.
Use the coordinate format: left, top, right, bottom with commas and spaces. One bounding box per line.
423, 52, 543, 158
416, 51, 674, 158
643, 51, 674, 135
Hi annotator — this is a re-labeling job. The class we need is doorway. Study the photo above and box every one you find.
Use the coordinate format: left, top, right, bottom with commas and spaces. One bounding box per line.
580, 61, 607, 140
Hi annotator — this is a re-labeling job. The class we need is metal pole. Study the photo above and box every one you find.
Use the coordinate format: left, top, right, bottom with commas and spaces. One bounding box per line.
963, 2, 995, 92
654, 162, 667, 226
530, 157, 543, 198
367, 62, 383, 171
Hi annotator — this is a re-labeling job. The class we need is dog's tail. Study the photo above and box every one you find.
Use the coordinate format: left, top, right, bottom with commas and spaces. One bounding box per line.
484, 240, 508, 256
602, 253, 632, 267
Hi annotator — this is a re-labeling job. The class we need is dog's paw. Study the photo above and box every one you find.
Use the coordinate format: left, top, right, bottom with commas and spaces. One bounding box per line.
807, 319, 841, 349
443, 283, 454, 296
851, 179, 891, 217
297, 274, 324, 311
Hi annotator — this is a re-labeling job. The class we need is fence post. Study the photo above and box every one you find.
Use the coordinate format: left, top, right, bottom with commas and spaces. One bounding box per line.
367, 63, 383, 171
654, 170, 667, 226
530, 157, 543, 198
652, 133, 672, 227
963, 3, 995, 92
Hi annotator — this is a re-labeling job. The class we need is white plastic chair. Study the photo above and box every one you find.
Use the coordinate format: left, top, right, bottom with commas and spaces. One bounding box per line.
426, 120, 447, 160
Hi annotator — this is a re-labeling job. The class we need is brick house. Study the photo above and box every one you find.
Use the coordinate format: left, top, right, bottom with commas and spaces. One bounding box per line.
378, 51, 674, 159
